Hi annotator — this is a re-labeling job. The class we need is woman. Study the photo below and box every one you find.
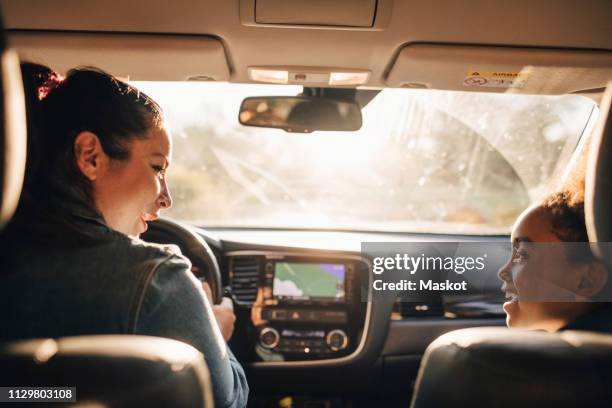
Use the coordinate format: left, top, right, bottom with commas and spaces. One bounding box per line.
498, 186, 611, 333
0, 64, 248, 408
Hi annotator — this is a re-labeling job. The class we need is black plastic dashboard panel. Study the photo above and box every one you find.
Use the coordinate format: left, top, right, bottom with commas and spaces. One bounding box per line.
193, 228, 508, 394
226, 249, 395, 369
228, 251, 368, 362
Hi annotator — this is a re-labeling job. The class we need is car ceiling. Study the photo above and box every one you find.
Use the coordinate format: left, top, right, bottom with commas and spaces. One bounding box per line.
1, 0, 611, 96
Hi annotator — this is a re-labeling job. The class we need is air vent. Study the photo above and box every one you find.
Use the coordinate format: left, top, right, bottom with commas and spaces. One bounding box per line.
230, 256, 260, 304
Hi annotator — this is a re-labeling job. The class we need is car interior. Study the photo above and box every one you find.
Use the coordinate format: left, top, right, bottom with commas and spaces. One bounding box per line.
0, 1, 611, 407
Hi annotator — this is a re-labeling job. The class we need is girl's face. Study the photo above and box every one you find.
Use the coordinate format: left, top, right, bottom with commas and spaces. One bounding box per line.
497, 206, 589, 331
91, 126, 173, 237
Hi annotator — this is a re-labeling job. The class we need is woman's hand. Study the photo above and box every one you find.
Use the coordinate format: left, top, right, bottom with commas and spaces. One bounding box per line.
202, 281, 236, 342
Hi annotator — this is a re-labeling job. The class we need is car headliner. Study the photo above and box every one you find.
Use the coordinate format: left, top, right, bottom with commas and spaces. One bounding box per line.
1, 0, 611, 99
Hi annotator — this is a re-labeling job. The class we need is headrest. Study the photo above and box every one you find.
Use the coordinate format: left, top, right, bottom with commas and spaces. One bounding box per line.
411, 327, 612, 408
0, 335, 213, 407
586, 82, 612, 266
0, 13, 27, 230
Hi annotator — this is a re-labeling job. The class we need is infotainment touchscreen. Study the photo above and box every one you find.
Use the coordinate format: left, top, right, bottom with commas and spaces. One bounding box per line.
273, 262, 345, 301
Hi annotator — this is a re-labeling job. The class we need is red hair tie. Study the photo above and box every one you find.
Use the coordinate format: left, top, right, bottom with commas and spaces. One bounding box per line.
38, 71, 64, 101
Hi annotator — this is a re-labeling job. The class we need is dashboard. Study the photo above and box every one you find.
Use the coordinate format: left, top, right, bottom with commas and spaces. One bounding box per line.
227, 252, 369, 362
147, 224, 507, 401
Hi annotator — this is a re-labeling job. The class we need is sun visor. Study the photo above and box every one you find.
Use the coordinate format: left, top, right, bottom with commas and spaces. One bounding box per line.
8, 32, 230, 81
386, 44, 612, 95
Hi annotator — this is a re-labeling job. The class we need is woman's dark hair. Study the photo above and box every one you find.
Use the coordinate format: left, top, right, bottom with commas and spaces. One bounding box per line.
20, 62, 163, 211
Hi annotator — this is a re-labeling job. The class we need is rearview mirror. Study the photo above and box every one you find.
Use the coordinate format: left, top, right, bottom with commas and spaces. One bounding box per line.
239, 96, 362, 133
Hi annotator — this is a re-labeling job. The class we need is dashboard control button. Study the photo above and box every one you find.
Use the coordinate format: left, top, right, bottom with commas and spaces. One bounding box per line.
326, 329, 348, 351
321, 310, 347, 323
272, 309, 287, 320
260, 327, 280, 349
312, 339, 325, 347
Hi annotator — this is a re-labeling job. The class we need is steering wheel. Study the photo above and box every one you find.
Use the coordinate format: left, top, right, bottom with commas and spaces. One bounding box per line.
142, 218, 223, 304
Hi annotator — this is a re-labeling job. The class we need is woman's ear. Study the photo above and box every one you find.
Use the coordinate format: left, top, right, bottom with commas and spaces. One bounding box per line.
74, 131, 104, 181
575, 261, 609, 299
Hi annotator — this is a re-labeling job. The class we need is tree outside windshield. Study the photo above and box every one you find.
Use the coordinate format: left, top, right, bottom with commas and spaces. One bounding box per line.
134, 82, 596, 234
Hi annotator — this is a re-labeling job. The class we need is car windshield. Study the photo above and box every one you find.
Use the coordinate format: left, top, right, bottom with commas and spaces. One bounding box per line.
134, 82, 596, 234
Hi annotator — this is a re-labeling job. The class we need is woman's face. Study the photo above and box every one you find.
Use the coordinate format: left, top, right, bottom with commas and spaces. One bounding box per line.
497, 206, 586, 331
93, 126, 173, 237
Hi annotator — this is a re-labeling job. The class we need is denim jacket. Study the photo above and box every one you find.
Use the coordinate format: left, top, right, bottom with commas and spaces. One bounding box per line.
0, 189, 248, 408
